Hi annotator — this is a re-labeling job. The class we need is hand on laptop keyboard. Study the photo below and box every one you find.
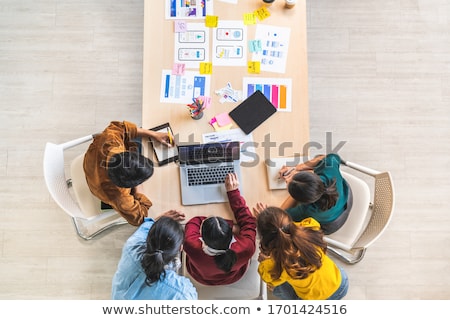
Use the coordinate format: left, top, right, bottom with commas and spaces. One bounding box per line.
225, 173, 239, 192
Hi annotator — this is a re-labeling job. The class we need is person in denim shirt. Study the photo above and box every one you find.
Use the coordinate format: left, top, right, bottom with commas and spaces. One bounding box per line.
112, 210, 197, 300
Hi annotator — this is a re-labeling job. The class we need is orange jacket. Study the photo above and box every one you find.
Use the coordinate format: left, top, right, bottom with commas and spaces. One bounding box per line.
83, 121, 152, 226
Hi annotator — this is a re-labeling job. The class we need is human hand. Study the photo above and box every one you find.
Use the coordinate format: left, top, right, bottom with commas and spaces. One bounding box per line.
131, 184, 145, 195
252, 202, 268, 218
157, 209, 186, 221
278, 165, 296, 182
151, 130, 172, 147
225, 173, 239, 192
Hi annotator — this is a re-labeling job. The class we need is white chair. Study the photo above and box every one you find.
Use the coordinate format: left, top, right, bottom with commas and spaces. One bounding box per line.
43, 135, 127, 240
324, 160, 395, 264
181, 247, 267, 300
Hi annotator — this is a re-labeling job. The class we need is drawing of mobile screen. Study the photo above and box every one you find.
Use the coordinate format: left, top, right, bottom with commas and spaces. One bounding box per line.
178, 48, 205, 61
178, 30, 206, 43
216, 46, 243, 59
216, 28, 243, 41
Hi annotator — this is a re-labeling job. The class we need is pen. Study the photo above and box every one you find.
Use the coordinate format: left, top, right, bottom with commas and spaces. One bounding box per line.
167, 127, 173, 146
279, 168, 295, 179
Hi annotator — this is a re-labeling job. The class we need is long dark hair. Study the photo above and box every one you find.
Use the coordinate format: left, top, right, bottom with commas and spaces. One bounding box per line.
201, 216, 237, 273
257, 207, 327, 280
288, 171, 338, 211
141, 216, 184, 285
107, 151, 154, 188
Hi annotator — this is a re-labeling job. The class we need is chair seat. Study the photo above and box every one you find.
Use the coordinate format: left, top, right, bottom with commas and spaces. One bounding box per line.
182, 249, 266, 300
70, 154, 104, 219
324, 171, 371, 249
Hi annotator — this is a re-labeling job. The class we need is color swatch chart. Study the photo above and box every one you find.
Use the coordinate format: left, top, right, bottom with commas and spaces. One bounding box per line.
243, 77, 292, 112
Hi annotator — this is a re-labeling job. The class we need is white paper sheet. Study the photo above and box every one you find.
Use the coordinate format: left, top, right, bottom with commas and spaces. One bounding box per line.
160, 70, 211, 104
212, 20, 247, 67
252, 24, 291, 73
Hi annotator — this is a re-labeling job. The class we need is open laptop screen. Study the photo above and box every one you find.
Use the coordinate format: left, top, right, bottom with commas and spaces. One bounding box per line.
178, 141, 240, 165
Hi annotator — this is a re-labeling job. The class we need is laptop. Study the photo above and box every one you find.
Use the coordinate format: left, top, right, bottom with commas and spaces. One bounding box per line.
178, 141, 242, 205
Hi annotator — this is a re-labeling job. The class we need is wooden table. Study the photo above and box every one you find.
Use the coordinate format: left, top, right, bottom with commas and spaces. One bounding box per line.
142, 0, 309, 222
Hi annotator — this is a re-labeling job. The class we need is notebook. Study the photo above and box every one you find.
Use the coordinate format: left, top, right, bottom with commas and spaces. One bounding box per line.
265, 156, 303, 190
228, 90, 277, 134
178, 141, 242, 205
149, 122, 178, 166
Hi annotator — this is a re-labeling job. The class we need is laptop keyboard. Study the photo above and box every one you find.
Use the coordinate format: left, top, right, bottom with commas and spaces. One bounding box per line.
187, 165, 235, 186
188, 145, 234, 161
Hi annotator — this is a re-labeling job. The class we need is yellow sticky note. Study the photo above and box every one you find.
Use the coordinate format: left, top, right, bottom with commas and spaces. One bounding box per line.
247, 61, 261, 74
255, 7, 271, 21
205, 15, 219, 27
243, 13, 257, 25
213, 122, 233, 132
200, 62, 213, 74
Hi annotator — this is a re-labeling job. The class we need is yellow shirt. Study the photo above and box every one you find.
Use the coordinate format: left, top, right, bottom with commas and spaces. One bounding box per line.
258, 218, 342, 300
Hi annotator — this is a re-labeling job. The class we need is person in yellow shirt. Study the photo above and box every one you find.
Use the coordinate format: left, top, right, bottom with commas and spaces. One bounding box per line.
253, 205, 349, 300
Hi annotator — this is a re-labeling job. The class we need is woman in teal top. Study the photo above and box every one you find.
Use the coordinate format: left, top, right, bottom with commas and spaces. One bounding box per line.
279, 154, 349, 234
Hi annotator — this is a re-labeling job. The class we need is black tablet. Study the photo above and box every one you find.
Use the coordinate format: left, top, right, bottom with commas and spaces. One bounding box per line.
148, 122, 178, 166
228, 90, 277, 134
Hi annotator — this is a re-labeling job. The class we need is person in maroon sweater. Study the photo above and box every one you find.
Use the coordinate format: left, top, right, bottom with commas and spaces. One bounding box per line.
183, 173, 257, 285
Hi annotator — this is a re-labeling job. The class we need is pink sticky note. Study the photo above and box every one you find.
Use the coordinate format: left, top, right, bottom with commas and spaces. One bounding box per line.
197, 95, 212, 109
172, 63, 185, 75
215, 112, 232, 127
174, 20, 187, 33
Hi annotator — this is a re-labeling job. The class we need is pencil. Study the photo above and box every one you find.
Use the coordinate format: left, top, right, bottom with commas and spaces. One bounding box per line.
167, 127, 173, 145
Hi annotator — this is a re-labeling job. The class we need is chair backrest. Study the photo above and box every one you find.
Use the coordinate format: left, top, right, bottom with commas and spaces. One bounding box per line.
324, 171, 371, 250
43, 134, 106, 220
324, 161, 395, 262
352, 171, 394, 249
181, 249, 266, 300
43, 140, 90, 219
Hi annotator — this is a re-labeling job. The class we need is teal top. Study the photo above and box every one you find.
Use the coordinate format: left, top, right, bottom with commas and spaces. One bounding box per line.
286, 154, 348, 224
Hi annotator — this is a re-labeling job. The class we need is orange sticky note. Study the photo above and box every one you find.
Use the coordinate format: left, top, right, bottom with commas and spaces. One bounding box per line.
200, 62, 213, 74
205, 15, 219, 27
243, 13, 257, 25
247, 61, 261, 74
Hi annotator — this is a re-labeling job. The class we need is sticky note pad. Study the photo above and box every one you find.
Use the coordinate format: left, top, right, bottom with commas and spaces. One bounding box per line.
248, 40, 262, 53
243, 13, 257, 25
215, 112, 232, 126
205, 15, 219, 27
199, 62, 213, 74
172, 63, 185, 75
255, 7, 271, 21
248, 61, 261, 74
174, 20, 187, 32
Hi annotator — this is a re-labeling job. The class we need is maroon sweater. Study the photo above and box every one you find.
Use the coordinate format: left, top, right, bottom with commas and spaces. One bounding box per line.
183, 189, 257, 285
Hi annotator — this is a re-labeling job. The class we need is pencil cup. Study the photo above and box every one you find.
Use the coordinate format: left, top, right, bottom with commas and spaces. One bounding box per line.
284, 0, 296, 8
262, 0, 275, 6
191, 111, 204, 120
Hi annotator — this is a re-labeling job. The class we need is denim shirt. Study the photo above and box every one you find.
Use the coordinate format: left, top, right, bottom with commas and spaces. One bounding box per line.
112, 218, 198, 300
